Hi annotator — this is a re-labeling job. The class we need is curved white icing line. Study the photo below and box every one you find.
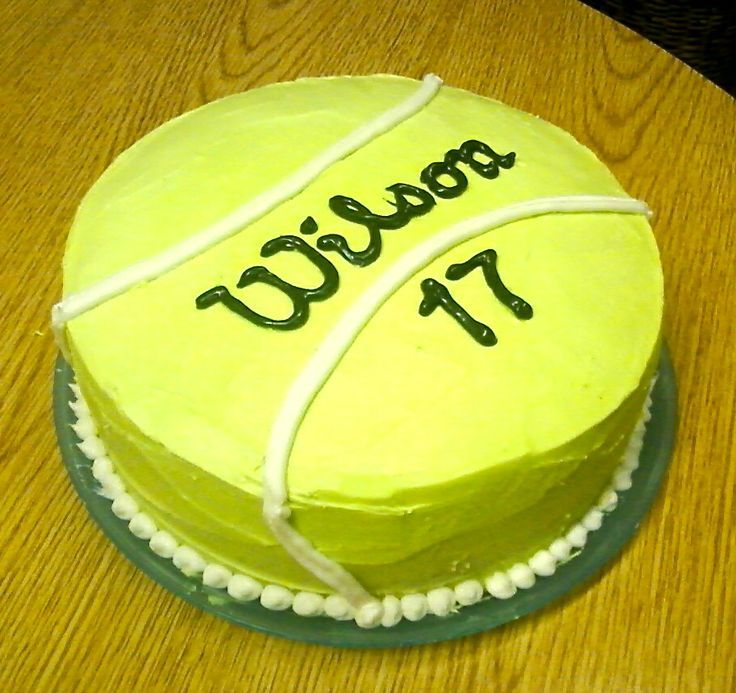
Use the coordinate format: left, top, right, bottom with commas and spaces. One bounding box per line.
51, 73, 445, 360
69, 377, 654, 626
263, 507, 376, 609
263, 194, 652, 606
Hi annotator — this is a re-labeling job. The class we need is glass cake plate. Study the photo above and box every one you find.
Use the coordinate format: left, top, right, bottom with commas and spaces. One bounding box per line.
53, 348, 677, 648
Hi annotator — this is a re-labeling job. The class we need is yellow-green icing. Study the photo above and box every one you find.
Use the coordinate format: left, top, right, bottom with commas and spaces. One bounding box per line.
63, 75, 663, 594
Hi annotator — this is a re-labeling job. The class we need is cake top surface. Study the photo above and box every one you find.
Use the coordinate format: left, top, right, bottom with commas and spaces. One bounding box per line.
63, 74, 663, 505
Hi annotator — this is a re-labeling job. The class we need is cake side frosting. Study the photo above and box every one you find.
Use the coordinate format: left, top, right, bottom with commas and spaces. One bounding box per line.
69, 378, 654, 626
60, 75, 663, 596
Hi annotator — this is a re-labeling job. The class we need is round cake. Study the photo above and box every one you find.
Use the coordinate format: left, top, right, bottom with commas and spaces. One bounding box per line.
55, 74, 663, 626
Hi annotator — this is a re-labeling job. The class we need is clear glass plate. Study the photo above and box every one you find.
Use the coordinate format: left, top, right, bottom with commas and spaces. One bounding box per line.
53, 348, 677, 648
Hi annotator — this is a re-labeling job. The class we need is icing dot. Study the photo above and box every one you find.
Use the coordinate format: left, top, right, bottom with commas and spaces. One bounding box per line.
622, 457, 640, 474
566, 524, 588, 548
455, 580, 483, 606
72, 416, 97, 440
355, 601, 383, 629
401, 593, 429, 621
99, 474, 124, 500
203, 563, 232, 588
622, 443, 641, 468
173, 547, 207, 577
485, 572, 516, 599
324, 595, 354, 620
292, 592, 325, 617
91, 457, 113, 482
381, 596, 402, 627
69, 397, 90, 417
597, 488, 618, 512
77, 435, 105, 461
549, 538, 572, 562
613, 470, 633, 491
260, 585, 294, 611
529, 550, 556, 577
643, 402, 653, 422
427, 587, 455, 617
508, 563, 536, 589
128, 513, 157, 540
149, 531, 177, 558
227, 575, 262, 602
582, 509, 604, 531
628, 431, 644, 448
111, 493, 138, 520
69, 383, 81, 398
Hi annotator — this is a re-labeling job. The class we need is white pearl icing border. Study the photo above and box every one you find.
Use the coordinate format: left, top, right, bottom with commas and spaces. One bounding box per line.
67, 378, 654, 628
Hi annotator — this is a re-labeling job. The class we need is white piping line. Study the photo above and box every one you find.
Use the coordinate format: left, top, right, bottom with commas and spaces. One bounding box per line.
262, 194, 652, 607
51, 74, 444, 360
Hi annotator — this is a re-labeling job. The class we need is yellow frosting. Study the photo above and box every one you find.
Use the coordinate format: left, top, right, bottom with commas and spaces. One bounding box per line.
62, 75, 663, 594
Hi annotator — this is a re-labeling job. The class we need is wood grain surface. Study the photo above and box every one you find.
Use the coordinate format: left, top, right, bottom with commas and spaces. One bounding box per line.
1, 0, 734, 690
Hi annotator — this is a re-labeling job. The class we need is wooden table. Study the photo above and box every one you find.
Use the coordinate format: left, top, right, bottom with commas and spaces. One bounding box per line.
1, 0, 734, 690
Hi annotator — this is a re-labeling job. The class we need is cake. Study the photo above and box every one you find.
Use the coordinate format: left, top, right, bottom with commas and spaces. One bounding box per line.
54, 74, 663, 628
